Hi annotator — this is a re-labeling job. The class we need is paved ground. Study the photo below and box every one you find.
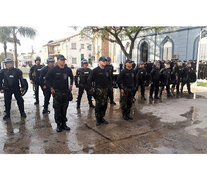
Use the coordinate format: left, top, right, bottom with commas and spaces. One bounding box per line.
0, 77, 207, 154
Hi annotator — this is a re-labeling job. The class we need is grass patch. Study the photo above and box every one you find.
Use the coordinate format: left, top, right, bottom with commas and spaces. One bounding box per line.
197, 82, 207, 87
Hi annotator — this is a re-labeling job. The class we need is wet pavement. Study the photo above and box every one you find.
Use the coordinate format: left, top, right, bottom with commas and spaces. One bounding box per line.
0, 77, 207, 154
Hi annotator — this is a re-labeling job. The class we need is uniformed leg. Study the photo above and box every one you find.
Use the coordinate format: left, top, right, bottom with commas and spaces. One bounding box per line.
180, 82, 185, 94
53, 93, 63, 132
149, 83, 155, 98
120, 93, 128, 120
77, 86, 84, 108
108, 87, 116, 104
61, 93, 70, 131
159, 85, 164, 98
187, 82, 192, 94
126, 89, 134, 119
95, 89, 108, 125
154, 82, 159, 99
176, 81, 180, 95
140, 82, 145, 98
166, 84, 171, 97
86, 88, 94, 107
4, 91, 12, 119
43, 88, 51, 113
13, 89, 26, 117
34, 84, 39, 104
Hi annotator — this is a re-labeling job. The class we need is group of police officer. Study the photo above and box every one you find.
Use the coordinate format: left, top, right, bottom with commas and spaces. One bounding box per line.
0, 54, 197, 132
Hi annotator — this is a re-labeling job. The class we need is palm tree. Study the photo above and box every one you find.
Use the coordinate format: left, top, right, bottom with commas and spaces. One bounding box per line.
0, 27, 13, 58
11, 26, 36, 67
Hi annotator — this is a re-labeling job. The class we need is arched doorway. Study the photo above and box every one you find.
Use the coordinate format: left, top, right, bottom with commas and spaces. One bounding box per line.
140, 41, 148, 62
199, 37, 207, 61
163, 40, 173, 60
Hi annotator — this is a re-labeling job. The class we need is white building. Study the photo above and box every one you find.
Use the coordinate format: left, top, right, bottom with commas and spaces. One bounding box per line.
43, 33, 93, 68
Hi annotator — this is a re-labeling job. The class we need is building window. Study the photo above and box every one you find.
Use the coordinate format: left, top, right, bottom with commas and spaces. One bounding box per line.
163, 40, 172, 60
71, 43, 76, 50
199, 37, 207, 61
72, 58, 77, 64
81, 44, 84, 49
87, 44, 92, 50
140, 41, 148, 62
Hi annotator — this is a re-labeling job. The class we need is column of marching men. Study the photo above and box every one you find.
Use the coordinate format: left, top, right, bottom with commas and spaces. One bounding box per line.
0, 55, 198, 132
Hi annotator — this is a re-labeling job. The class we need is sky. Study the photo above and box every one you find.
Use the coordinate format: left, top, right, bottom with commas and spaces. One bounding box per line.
0, 26, 81, 55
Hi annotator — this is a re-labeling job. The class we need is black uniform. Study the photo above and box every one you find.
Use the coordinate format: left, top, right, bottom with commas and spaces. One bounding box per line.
117, 68, 136, 118
39, 66, 52, 111
171, 65, 183, 95
45, 65, 73, 125
88, 66, 110, 124
134, 67, 146, 98
75, 67, 93, 107
149, 67, 161, 99
105, 64, 115, 104
29, 64, 44, 103
0, 68, 26, 117
159, 67, 171, 97
181, 66, 193, 94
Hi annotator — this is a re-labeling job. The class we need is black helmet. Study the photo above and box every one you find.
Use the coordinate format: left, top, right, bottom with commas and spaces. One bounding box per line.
81, 59, 88, 66
47, 57, 55, 63
4, 58, 13, 63
35, 56, 41, 61
106, 56, 111, 61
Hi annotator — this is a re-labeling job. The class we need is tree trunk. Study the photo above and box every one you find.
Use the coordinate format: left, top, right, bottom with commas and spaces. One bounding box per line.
3, 41, 7, 58
12, 27, 18, 68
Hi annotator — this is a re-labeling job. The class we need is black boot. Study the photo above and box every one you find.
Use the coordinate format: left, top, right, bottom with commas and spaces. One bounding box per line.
127, 114, 133, 120
110, 101, 116, 105
89, 103, 95, 108
96, 119, 102, 126
122, 113, 129, 121
149, 96, 153, 100
34, 101, 39, 105
62, 122, 71, 131
141, 96, 146, 100
154, 96, 160, 99
77, 101, 80, 109
3, 114, 10, 120
21, 112, 27, 118
42, 108, 50, 114
56, 123, 62, 132
101, 118, 109, 124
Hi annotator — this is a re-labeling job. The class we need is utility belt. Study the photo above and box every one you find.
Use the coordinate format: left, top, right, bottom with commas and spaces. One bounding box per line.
53, 89, 73, 101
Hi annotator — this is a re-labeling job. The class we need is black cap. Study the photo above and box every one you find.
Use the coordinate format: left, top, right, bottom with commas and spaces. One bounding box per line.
99, 56, 106, 61
57, 54, 66, 60
106, 56, 111, 61
35, 56, 41, 61
4, 58, 13, 63
47, 57, 55, 62
125, 59, 134, 63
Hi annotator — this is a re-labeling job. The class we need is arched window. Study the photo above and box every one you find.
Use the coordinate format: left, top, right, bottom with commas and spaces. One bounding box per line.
163, 40, 172, 60
199, 37, 207, 61
140, 42, 148, 62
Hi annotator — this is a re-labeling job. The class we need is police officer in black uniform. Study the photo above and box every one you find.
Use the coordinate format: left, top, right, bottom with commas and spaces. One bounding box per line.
171, 60, 183, 96
159, 62, 172, 98
75, 59, 95, 109
29, 56, 44, 105
0, 58, 26, 120
117, 59, 136, 121
180, 62, 193, 95
149, 62, 161, 100
88, 56, 110, 126
39, 57, 55, 114
105, 56, 116, 105
45, 55, 73, 132
134, 62, 147, 100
